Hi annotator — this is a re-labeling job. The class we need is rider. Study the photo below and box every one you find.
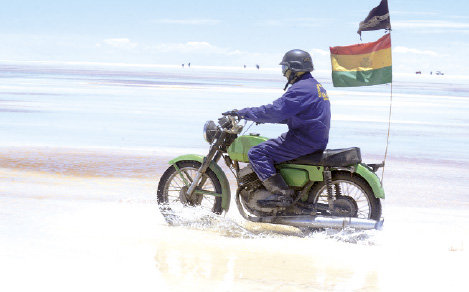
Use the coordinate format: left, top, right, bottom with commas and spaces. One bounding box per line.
224, 50, 331, 207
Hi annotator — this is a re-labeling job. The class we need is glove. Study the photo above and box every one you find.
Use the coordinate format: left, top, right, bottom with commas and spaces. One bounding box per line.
222, 109, 239, 117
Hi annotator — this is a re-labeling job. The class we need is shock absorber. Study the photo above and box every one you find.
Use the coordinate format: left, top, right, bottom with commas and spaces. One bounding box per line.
324, 168, 334, 209
335, 182, 342, 197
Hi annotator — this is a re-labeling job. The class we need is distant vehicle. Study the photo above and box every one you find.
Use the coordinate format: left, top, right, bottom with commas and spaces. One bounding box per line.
416, 71, 421, 74
436, 71, 444, 75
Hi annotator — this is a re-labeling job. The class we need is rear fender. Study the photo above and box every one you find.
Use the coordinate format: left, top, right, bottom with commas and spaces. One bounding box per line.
354, 164, 385, 199
168, 154, 231, 211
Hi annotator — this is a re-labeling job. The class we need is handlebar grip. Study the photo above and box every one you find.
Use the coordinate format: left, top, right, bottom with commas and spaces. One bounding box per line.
222, 110, 238, 117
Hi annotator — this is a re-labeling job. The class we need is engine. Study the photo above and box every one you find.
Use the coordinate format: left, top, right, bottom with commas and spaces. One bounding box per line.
238, 164, 275, 214
238, 164, 262, 190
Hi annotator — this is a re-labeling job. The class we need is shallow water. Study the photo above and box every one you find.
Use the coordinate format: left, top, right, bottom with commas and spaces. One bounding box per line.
1, 147, 467, 291
2, 62, 469, 162
1, 63, 468, 291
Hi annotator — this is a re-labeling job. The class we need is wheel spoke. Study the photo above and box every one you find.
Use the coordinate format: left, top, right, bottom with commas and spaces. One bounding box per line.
172, 177, 184, 188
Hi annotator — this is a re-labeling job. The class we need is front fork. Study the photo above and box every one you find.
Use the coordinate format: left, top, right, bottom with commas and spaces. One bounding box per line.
185, 136, 224, 197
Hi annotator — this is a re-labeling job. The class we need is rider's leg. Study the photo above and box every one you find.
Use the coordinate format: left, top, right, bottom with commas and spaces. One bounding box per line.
260, 173, 294, 206
247, 137, 300, 207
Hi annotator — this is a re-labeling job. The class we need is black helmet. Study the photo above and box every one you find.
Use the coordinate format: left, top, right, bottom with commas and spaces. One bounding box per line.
279, 49, 314, 76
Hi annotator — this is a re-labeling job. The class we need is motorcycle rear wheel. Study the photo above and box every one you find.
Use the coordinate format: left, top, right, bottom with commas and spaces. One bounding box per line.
308, 171, 381, 220
157, 161, 223, 222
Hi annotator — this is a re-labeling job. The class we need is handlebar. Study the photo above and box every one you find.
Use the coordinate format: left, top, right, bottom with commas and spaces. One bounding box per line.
218, 114, 244, 134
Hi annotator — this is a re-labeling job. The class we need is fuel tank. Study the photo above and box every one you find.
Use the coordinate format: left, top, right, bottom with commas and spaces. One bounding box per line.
227, 134, 268, 163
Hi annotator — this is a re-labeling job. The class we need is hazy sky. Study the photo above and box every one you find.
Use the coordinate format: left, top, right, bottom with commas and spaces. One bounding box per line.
1, 0, 468, 74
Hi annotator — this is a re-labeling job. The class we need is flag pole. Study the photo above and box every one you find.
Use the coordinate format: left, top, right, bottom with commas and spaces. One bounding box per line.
381, 80, 393, 183
381, 32, 393, 183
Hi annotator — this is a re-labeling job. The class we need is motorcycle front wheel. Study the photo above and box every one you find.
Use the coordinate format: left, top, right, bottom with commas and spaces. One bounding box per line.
308, 171, 381, 220
157, 161, 223, 222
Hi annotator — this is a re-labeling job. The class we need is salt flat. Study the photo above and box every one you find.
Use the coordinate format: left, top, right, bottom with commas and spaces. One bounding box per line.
1, 62, 468, 291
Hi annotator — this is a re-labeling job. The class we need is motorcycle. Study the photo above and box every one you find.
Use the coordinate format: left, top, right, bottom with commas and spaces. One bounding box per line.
157, 114, 385, 230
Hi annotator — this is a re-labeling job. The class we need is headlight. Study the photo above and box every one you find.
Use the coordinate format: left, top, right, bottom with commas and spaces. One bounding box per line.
203, 120, 218, 144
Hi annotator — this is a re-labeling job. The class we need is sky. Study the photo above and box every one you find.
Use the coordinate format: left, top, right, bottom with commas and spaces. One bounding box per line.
0, 0, 469, 75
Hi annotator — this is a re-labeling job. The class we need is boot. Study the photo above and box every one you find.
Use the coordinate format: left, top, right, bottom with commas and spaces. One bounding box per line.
257, 174, 294, 207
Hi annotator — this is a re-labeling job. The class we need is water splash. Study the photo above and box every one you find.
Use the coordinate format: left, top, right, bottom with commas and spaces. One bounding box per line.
160, 204, 285, 238
160, 204, 379, 244
306, 227, 379, 245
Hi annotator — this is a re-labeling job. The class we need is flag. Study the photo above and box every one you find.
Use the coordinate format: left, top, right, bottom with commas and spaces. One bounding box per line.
330, 34, 392, 87
357, 0, 391, 36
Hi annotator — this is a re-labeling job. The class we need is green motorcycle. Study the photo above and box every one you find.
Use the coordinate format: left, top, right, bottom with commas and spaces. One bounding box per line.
157, 115, 384, 230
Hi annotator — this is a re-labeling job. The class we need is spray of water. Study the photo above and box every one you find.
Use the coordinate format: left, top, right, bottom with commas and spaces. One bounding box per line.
159, 204, 379, 244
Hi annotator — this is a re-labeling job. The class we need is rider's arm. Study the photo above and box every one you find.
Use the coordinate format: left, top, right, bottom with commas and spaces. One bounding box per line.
237, 90, 301, 124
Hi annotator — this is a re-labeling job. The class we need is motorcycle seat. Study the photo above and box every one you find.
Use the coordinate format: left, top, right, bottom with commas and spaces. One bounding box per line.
282, 147, 362, 167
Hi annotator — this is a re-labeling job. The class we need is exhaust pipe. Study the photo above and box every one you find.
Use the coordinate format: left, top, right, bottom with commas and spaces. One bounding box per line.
261, 215, 384, 230
235, 190, 383, 230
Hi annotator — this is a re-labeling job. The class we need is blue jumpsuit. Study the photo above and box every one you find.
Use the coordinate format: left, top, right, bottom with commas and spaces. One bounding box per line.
237, 73, 331, 181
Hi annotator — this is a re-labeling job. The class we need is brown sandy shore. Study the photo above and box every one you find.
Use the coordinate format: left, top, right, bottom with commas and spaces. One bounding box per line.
1, 146, 468, 291
1, 146, 468, 208
0, 146, 173, 179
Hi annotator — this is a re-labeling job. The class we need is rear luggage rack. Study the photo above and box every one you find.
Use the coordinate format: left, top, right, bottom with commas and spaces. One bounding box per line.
366, 161, 385, 172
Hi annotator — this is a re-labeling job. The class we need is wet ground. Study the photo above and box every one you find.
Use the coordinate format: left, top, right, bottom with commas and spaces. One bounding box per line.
1, 147, 468, 291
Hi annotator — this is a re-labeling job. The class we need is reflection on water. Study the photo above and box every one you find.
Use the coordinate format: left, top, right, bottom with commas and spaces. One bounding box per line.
154, 226, 380, 291
153, 206, 468, 291
154, 205, 383, 290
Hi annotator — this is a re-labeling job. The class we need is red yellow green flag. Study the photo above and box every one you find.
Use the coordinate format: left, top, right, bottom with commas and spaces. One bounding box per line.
329, 34, 392, 87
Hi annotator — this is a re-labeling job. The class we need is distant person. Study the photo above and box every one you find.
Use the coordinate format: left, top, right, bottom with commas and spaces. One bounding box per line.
430, 71, 432, 75
244, 65, 246, 69
256, 64, 260, 70
182, 64, 185, 68
223, 50, 330, 207
188, 62, 191, 68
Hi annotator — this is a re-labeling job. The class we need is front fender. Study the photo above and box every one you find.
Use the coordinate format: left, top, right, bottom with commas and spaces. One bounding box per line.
355, 164, 385, 199
168, 154, 231, 211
